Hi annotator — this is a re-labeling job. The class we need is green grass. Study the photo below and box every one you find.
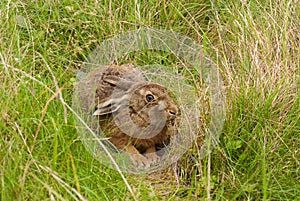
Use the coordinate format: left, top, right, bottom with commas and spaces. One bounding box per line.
1, 0, 299, 200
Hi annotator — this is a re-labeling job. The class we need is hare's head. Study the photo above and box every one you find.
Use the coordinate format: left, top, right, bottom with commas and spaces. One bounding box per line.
129, 83, 179, 124
94, 81, 179, 139
92, 68, 179, 138
93, 81, 179, 123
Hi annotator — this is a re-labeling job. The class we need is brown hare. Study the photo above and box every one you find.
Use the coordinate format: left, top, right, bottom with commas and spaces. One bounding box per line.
75, 64, 180, 169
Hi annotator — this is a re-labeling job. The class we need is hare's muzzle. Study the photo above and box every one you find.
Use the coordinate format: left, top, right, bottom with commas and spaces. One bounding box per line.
167, 108, 178, 120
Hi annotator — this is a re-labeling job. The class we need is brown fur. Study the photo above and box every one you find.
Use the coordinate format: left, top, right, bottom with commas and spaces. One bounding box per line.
77, 64, 179, 168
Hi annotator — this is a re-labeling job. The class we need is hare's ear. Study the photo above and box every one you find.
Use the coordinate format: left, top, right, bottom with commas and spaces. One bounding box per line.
104, 76, 134, 90
93, 94, 130, 116
93, 100, 120, 115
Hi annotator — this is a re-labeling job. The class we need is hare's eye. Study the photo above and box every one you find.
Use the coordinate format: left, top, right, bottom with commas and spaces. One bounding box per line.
146, 94, 155, 102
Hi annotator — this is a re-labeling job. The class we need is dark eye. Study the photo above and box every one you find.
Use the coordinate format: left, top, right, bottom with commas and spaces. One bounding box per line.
146, 94, 155, 102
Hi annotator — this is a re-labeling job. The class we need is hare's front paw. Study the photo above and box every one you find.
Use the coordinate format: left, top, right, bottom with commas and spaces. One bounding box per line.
129, 153, 161, 169
130, 154, 152, 169
146, 153, 161, 164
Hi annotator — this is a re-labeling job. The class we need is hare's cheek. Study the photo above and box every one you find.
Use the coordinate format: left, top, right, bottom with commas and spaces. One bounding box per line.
133, 99, 146, 109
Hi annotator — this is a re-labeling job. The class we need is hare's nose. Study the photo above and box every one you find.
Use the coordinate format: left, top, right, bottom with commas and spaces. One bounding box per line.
168, 110, 177, 116
168, 108, 178, 118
